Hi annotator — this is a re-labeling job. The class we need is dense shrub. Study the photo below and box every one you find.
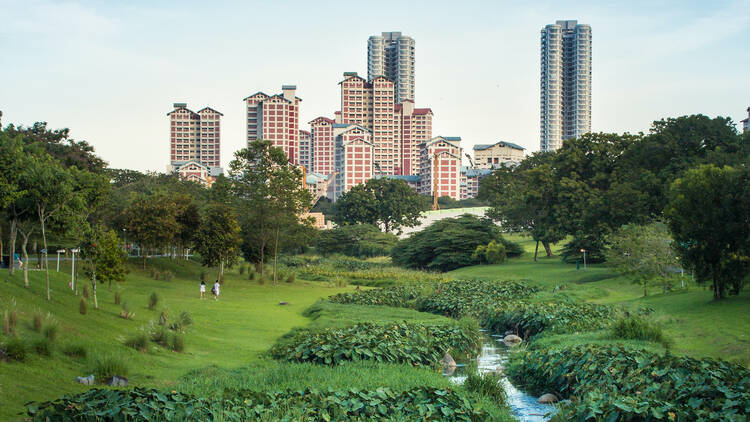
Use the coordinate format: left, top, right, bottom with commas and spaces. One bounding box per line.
392, 215, 522, 272
315, 225, 398, 258
507, 344, 750, 421
151, 328, 168, 347
169, 311, 192, 332
418, 280, 538, 318
329, 284, 428, 308
28, 386, 493, 421
611, 315, 668, 345
92, 356, 129, 381
270, 321, 480, 366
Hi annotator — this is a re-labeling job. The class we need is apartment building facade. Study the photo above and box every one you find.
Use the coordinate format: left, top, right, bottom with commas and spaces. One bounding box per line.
333, 124, 374, 199
367, 32, 415, 103
244, 85, 301, 164
394, 100, 433, 176
299, 129, 312, 171
310, 116, 336, 175
167, 103, 222, 175
460, 167, 493, 199
419, 136, 463, 200
540, 20, 592, 152
339, 73, 396, 175
742, 106, 749, 133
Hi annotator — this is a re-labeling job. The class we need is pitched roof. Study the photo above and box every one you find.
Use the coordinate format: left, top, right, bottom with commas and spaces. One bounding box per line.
338, 73, 369, 86
310, 116, 335, 125
167, 105, 198, 116
197, 107, 224, 116
413, 108, 432, 115
461, 166, 493, 177
473, 140, 525, 151
424, 136, 461, 149
299, 129, 311, 136
242, 91, 269, 101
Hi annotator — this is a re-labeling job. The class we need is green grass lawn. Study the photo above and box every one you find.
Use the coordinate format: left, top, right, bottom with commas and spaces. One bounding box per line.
449, 234, 750, 365
0, 259, 355, 421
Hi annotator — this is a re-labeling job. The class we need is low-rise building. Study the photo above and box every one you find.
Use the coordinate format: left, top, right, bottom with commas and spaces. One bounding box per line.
472, 141, 525, 169
419, 136, 463, 200
301, 211, 331, 229
171, 160, 221, 187
742, 107, 749, 133
306, 171, 336, 201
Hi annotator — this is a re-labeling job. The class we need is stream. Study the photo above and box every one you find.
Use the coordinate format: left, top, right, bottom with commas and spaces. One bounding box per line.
444, 333, 554, 421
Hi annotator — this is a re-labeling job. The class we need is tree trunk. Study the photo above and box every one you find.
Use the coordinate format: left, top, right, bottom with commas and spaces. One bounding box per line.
0, 223, 4, 270
218, 258, 224, 283
20, 231, 30, 288
273, 225, 280, 285
9, 219, 17, 276
533, 240, 539, 262
713, 272, 722, 300
40, 208, 50, 301
34, 239, 40, 269
542, 241, 553, 257
91, 267, 99, 309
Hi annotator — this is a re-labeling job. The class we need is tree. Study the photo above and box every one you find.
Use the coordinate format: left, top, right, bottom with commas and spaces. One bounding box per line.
124, 194, 180, 268
22, 155, 74, 301
175, 198, 201, 259
315, 224, 398, 257
0, 132, 28, 275
332, 178, 427, 234
392, 214, 522, 272
665, 165, 749, 299
81, 226, 127, 308
194, 203, 241, 282
230, 140, 312, 283
606, 222, 678, 296
481, 153, 564, 260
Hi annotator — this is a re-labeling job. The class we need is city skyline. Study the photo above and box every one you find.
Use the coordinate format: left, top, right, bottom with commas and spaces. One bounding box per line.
1, 0, 748, 172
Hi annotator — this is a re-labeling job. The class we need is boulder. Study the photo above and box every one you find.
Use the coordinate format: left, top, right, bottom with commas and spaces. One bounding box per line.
442, 352, 457, 369
504, 330, 515, 337
106, 375, 129, 387
503, 334, 523, 345
76, 374, 95, 385
537, 393, 558, 404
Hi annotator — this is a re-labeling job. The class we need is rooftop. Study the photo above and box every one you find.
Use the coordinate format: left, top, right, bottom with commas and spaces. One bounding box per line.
473, 141, 525, 151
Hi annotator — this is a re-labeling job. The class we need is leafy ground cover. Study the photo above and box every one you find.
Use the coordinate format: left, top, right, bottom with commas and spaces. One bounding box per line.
270, 321, 480, 366
28, 386, 501, 421
506, 344, 750, 421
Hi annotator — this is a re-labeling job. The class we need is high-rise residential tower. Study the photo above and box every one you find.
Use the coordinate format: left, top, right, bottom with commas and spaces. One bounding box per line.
540, 20, 591, 152
368, 32, 415, 103
244, 85, 301, 164
168, 103, 222, 168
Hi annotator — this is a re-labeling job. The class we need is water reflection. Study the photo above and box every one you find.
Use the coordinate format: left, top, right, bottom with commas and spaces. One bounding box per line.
445, 335, 554, 422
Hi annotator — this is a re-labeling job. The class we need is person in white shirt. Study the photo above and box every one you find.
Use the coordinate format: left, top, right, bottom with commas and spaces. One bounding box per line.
199, 281, 206, 299
212, 280, 220, 300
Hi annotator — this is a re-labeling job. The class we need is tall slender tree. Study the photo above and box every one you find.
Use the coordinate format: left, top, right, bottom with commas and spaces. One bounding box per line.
194, 203, 241, 282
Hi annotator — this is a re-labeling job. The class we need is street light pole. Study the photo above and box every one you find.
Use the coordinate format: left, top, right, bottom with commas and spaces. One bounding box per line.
56, 249, 65, 272
70, 248, 80, 291
580, 249, 587, 270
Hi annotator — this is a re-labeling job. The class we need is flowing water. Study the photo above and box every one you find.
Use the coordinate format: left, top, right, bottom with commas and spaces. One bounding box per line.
444, 333, 554, 421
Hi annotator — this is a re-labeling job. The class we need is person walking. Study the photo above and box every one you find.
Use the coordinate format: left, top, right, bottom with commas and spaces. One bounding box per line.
199, 280, 206, 299
212, 280, 220, 300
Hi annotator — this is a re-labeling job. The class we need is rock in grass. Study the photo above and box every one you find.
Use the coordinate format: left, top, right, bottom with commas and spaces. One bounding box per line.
279, 301, 289, 306
442, 352, 457, 369
75, 375, 95, 385
503, 334, 523, 346
537, 393, 558, 404
106, 375, 129, 387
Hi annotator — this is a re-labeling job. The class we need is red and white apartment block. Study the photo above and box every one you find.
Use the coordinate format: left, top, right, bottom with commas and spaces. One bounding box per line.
333, 124, 374, 199
167, 103, 223, 186
419, 136, 463, 200
309, 117, 336, 175
244, 85, 300, 164
339, 73, 395, 175
394, 100, 432, 176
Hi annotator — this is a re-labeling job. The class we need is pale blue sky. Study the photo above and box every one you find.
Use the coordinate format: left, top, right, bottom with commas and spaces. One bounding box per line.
1, 0, 748, 172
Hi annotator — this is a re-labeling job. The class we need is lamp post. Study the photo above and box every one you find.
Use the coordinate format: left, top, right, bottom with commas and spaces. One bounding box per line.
70, 248, 80, 291
580, 248, 587, 270
122, 229, 127, 257
56, 249, 65, 272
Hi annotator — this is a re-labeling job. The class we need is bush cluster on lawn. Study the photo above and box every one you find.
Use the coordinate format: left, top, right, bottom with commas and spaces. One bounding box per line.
315, 224, 398, 258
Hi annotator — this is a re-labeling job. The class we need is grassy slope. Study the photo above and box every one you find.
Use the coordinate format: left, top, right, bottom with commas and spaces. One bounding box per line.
449, 234, 750, 365
0, 259, 354, 421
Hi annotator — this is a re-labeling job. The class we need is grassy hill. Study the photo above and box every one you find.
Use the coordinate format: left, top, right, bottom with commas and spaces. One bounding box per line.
449, 234, 750, 365
0, 258, 355, 420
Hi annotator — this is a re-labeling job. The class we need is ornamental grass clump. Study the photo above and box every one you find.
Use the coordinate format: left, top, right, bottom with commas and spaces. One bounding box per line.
42, 323, 58, 342
148, 292, 159, 310
79, 299, 87, 315
61, 343, 87, 358
33, 338, 53, 356
170, 333, 184, 352
4, 337, 27, 361
92, 356, 129, 382
32, 312, 43, 332
611, 315, 668, 345
2, 311, 10, 335
463, 371, 508, 406
9, 310, 18, 332
124, 332, 148, 352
